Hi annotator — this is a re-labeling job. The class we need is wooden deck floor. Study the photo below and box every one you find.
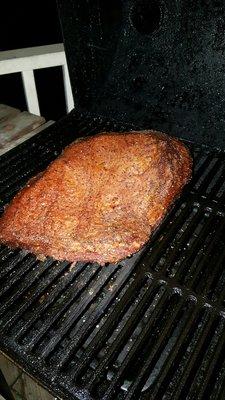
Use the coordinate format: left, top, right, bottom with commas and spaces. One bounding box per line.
0, 104, 53, 156
0, 353, 56, 400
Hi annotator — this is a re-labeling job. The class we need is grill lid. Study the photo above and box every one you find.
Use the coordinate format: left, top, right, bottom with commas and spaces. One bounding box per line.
57, 0, 225, 149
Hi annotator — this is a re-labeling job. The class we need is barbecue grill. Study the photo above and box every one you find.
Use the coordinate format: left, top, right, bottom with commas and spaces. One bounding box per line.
1, 1, 225, 399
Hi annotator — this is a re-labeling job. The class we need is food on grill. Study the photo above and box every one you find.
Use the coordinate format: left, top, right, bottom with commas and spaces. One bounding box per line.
0, 131, 192, 264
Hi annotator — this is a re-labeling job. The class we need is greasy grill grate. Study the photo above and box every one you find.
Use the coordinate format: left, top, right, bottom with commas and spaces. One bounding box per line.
1, 114, 225, 399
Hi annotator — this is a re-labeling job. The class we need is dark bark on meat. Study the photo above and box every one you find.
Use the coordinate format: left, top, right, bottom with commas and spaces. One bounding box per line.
0, 131, 192, 265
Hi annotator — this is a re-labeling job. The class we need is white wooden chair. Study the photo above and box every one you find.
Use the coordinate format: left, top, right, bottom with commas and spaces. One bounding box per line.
0, 43, 74, 116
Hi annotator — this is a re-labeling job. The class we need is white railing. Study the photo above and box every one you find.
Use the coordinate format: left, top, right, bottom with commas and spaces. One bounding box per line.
0, 43, 74, 116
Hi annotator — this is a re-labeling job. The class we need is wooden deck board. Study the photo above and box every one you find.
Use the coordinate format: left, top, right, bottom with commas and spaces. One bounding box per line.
0, 104, 20, 123
0, 104, 54, 156
0, 111, 45, 149
0, 353, 22, 387
0, 352, 56, 400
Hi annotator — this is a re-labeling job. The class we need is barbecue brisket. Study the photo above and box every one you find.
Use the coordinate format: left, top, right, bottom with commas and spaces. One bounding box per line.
0, 131, 192, 264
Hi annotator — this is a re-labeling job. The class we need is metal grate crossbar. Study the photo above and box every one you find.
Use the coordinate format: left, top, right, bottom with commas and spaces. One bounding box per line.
0, 114, 225, 399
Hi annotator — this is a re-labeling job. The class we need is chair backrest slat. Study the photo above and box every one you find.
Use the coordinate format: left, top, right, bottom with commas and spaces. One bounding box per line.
0, 44, 74, 115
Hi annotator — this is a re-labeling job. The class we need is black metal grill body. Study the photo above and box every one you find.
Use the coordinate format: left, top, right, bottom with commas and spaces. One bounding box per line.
1, 113, 225, 399
2, 0, 225, 398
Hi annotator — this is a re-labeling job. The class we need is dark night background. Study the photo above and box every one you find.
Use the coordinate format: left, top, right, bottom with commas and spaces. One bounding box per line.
0, 2, 65, 121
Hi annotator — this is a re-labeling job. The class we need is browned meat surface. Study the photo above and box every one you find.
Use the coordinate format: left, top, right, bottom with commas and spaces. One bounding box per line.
0, 131, 192, 264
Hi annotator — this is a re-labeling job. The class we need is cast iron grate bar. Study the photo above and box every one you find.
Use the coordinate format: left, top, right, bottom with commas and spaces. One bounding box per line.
0, 260, 71, 331
0, 258, 55, 317
0, 254, 37, 298
72, 278, 159, 385
186, 315, 225, 400
11, 261, 86, 340
171, 211, 216, 281
102, 290, 182, 399
19, 264, 102, 349
50, 258, 139, 368
38, 265, 122, 359
155, 204, 203, 276
148, 300, 199, 399
95, 288, 171, 398
205, 339, 225, 399
139, 199, 193, 271
0, 245, 13, 258
166, 307, 214, 400
211, 247, 225, 304
191, 219, 225, 295
0, 250, 27, 280
123, 297, 185, 400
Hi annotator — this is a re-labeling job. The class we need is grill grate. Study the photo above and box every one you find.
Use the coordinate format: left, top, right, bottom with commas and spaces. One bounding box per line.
1, 114, 225, 399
